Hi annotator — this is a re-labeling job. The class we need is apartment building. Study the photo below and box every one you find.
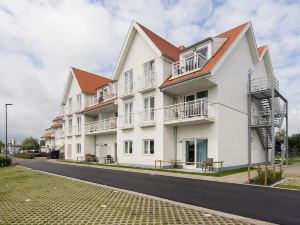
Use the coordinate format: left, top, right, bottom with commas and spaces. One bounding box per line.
45, 21, 288, 170
41, 116, 64, 152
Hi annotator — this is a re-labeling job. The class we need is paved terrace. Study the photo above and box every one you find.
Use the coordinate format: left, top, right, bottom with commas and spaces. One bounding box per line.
14, 158, 300, 225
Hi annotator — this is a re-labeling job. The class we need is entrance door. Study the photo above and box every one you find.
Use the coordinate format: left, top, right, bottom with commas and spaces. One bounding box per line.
196, 139, 208, 168
185, 140, 195, 167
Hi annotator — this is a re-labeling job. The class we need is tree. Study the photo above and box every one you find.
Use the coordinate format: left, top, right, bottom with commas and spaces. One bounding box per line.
20, 137, 40, 150
289, 134, 300, 153
276, 128, 286, 143
0, 140, 5, 153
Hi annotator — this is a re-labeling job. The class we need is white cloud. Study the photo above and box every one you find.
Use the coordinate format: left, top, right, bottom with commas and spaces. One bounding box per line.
0, 0, 299, 144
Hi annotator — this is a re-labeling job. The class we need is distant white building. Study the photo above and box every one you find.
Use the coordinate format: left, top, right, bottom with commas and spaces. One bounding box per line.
43, 21, 288, 170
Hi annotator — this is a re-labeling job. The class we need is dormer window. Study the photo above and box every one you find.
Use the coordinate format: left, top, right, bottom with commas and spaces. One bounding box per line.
196, 46, 208, 59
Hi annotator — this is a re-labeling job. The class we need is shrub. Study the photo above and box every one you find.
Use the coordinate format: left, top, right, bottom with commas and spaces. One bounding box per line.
0, 157, 12, 167
15, 153, 34, 159
251, 167, 283, 185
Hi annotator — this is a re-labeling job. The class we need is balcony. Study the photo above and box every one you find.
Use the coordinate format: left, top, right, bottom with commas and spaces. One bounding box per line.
85, 117, 117, 135
139, 109, 155, 127
88, 90, 117, 107
119, 113, 134, 129
250, 76, 279, 99
138, 72, 156, 93
118, 81, 134, 99
171, 53, 208, 78
73, 125, 82, 135
66, 103, 83, 114
164, 99, 215, 126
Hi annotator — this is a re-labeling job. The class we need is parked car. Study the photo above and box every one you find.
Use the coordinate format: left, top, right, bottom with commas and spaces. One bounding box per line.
47, 150, 60, 159
29, 150, 41, 156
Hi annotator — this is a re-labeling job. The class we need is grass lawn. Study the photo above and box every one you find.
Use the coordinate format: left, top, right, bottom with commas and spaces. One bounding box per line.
57, 159, 252, 177
0, 166, 250, 225
276, 174, 300, 191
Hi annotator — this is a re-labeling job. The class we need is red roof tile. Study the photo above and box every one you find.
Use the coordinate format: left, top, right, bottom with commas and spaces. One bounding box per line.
81, 99, 116, 113
72, 67, 112, 95
257, 45, 267, 57
160, 22, 249, 88
137, 23, 180, 61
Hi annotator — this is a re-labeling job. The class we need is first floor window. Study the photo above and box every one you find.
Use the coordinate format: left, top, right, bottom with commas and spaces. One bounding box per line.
76, 143, 81, 154
143, 139, 154, 155
124, 102, 133, 125
124, 140, 132, 154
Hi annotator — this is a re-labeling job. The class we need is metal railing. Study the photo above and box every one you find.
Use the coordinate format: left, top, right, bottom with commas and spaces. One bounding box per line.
88, 91, 117, 107
164, 99, 212, 121
118, 80, 134, 97
251, 76, 279, 93
119, 113, 134, 128
172, 53, 208, 77
66, 103, 83, 114
139, 109, 155, 125
251, 116, 271, 126
138, 71, 156, 91
85, 117, 117, 133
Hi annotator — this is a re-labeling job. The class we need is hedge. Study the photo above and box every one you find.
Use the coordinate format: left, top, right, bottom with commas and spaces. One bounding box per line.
15, 153, 34, 159
0, 157, 12, 167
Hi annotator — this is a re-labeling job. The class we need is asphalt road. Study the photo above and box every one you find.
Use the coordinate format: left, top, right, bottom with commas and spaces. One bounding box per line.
15, 158, 300, 225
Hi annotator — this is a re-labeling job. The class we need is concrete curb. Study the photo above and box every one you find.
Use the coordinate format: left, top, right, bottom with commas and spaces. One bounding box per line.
17, 165, 276, 225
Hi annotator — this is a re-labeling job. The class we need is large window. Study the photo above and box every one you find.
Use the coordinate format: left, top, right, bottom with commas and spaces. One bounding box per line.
143, 96, 155, 121
76, 94, 82, 110
76, 116, 81, 133
124, 102, 133, 125
143, 139, 154, 155
76, 143, 81, 154
124, 140, 132, 155
124, 69, 133, 93
68, 98, 72, 113
68, 118, 72, 134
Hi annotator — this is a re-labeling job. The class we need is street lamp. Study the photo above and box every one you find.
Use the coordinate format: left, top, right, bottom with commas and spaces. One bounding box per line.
5, 104, 13, 158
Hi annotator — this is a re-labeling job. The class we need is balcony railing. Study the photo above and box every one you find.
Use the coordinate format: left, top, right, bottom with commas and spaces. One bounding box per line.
119, 113, 134, 129
85, 117, 117, 134
172, 53, 208, 78
164, 99, 214, 122
139, 109, 155, 126
251, 76, 279, 93
138, 71, 156, 92
88, 91, 117, 107
66, 126, 73, 136
118, 80, 134, 98
73, 125, 82, 135
66, 103, 83, 114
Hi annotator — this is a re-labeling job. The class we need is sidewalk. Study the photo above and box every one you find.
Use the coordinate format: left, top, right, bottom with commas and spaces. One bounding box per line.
51, 159, 256, 184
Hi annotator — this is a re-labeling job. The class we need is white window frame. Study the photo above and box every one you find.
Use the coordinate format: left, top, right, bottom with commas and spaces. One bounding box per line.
143, 139, 154, 155
68, 118, 72, 133
124, 69, 133, 93
124, 102, 133, 125
124, 140, 133, 155
76, 94, 82, 110
143, 96, 155, 122
76, 116, 81, 133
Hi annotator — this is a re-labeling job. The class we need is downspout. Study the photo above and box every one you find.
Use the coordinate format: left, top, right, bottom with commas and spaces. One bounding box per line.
285, 101, 288, 165
174, 126, 177, 164
247, 72, 252, 182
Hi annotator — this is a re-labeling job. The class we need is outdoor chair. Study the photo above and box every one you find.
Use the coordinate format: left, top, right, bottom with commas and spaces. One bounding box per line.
85, 154, 97, 162
203, 158, 214, 172
106, 155, 115, 164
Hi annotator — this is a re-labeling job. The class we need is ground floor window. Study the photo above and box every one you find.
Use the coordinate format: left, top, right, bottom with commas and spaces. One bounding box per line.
124, 141, 132, 155
76, 143, 81, 154
143, 139, 154, 155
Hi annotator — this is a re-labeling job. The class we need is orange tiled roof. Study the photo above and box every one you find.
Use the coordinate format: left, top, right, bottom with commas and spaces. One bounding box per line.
52, 115, 64, 122
137, 23, 180, 61
257, 45, 267, 57
160, 22, 249, 88
81, 99, 116, 113
72, 67, 112, 95
42, 131, 55, 138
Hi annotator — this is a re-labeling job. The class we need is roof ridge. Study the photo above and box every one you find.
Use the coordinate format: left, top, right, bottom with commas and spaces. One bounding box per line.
71, 67, 111, 81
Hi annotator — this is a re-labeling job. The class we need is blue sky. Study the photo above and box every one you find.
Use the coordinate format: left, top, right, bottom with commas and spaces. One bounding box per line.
0, 0, 299, 143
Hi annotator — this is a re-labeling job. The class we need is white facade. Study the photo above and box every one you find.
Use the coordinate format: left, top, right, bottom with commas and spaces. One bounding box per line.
47, 21, 286, 170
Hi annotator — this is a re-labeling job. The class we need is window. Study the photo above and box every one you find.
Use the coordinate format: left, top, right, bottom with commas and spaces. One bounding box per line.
144, 60, 155, 73
76, 94, 82, 110
77, 116, 81, 133
144, 96, 155, 121
124, 141, 132, 154
124, 102, 133, 125
143, 139, 154, 155
68, 98, 72, 113
196, 46, 208, 59
76, 143, 81, 154
143, 60, 155, 87
124, 69, 133, 93
68, 118, 72, 134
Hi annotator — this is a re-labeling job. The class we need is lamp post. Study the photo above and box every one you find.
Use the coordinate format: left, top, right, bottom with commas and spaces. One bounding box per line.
5, 104, 13, 158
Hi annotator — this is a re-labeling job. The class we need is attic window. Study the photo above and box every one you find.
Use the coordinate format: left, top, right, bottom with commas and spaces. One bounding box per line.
196, 46, 208, 59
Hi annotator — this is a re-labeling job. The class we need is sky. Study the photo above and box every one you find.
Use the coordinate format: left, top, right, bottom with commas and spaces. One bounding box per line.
0, 0, 300, 143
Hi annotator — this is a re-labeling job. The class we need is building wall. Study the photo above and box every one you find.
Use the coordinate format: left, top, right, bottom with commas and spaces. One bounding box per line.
116, 31, 165, 166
